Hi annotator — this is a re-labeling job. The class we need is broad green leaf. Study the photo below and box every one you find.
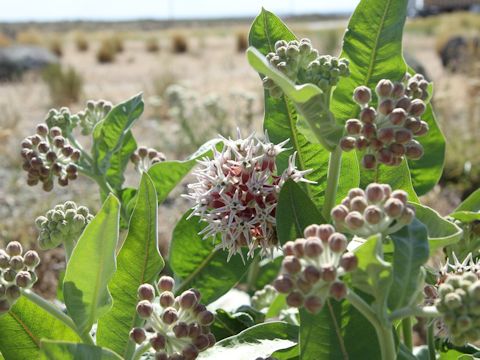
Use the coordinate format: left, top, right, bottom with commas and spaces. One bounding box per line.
199, 322, 298, 359
352, 234, 392, 302
265, 294, 287, 319
455, 188, 480, 213
255, 256, 282, 290
211, 309, 256, 341
92, 93, 144, 190
450, 211, 480, 223
331, 0, 426, 199
276, 180, 324, 244
272, 345, 299, 360
248, 8, 359, 211
388, 219, 429, 310
411, 202, 463, 253
40, 341, 121, 360
170, 212, 250, 304
299, 301, 381, 359
63, 194, 120, 335
0, 297, 79, 360
97, 174, 164, 358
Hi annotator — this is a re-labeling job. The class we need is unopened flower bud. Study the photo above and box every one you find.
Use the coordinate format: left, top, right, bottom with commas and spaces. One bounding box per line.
193, 334, 210, 351
273, 275, 294, 293
331, 205, 349, 223
304, 238, 323, 258
330, 281, 347, 300
283, 256, 302, 274
150, 333, 166, 350
340, 253, 358, 272
286, 291, 304, 307
376, 79, 394, 97
304, 265, 321, 284
322, 266, 337, 282
198, 310, 215, 326
353, 86, 371, 105
345, 119, 362, 135
138, 284, 155, 301
173, 322, 189, 338
130, 328, 146, 344
15, 271, 32, 288
362, 154, 377, 169
158, 276, 175, 292
384, 198, 404, 218
6, 241, 22, 256
304, 296, 323, 314
328, 233, 347, 253
162, 307, 178, 324
360, 107, 376, 124
179, 290, 198, 309
23, 251, 40, 268
345, 211, 364, 229
364, 205, 383, 225
6, 285, 21, 301
159, 292, 175, 308
136, 300, 153, 319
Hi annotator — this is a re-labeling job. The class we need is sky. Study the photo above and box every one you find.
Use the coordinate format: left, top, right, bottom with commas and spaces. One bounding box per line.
0, 0, 360, 22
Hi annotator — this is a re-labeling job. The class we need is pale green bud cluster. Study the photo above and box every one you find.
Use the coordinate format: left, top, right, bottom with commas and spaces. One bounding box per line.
435, 272, 480, 345
35, 201, 94, 249
45, 107, 79, 137
0, 241, 40, 315
262, 39, 350, 97
251, 285, 278, 311
77, 100, 113, 135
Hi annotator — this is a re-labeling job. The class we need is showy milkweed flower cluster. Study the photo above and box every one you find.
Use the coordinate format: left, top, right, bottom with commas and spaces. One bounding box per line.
131, 276, 215, 360
0, 241, 40, 314
262, 39, 350, 97
185, 131, 313, 260
273, 224, 358, 314
340, 74, 430, 169
21, 124, 80, 191
331, 183, 415, 238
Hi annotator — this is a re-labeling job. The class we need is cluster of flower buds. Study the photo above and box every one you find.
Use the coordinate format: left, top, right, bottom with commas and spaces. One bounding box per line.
44, 107, 79, 137
331, 184, 415, 238
77, 100, 113, 135
272, 224, 358, 314
251, 284, 278, 311
339, 75, 430, 169
185, 131, 313, 260
35, 201, 94, 249
435, 272, 480, 345
262, 39, 350, 97
0, 241, 40, 315
21, 124, 81, 191
130, 276, 215, 360
130, 146, 166, 173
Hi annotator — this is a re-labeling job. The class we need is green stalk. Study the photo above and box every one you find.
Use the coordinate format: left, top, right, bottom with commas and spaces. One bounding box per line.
22, 289, 94, 345
246, 255, 261, 292
402, 317, 413, 351
427, 323, 436, 360
131, 342, 152, 360
389, 305, 440, 321
63, 239, 75, 263
322, 145, 343, 219
347, 291, 396, 360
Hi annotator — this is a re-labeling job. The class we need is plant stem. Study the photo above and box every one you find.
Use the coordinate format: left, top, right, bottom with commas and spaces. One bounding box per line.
402, 317, 413, 351
131, 342, 152, 360
246, 255, 261, 292
427, 323, 436, 360
322, 145, 343, 219
22, 289, 94, 345
347, 291, 396, 360
389, 305, 440, 321
78, 167, 115, 196
64, 239, 75, 263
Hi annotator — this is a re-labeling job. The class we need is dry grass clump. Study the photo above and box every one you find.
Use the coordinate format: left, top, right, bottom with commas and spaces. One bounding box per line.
16, 30, 42, 45
171, 33, 188, 54
236, 32, 248, 52
74, 32, 89, 52
112, 35, 124, 53
49, 37, 63, 57
146, 36, 160, 52
42, 64, 83, 106
96, 39, 116, 63
0, 33, 12, 47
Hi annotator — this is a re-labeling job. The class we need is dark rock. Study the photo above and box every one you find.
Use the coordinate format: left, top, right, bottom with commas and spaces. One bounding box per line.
438, 36, 480, 72
0, 46, 58, 81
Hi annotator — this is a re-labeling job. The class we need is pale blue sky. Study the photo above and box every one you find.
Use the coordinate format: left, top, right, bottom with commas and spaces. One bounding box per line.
1, 0, 360, 22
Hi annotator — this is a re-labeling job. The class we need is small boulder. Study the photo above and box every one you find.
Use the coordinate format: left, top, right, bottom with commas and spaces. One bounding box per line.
0, 45, 58, 81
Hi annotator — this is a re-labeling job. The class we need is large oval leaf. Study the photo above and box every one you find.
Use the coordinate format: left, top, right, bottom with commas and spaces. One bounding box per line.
387, 219, 429, 311
40, 341, 121, 360
248, 8, 359, 211
96, 174, 164, 358
63, 194, 120, 336
170, 212, 250, 304
199, 322, 298, 359
0, 297, 79, 360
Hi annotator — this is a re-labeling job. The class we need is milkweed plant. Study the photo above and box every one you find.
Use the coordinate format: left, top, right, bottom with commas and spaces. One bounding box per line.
1, 1, 479, 359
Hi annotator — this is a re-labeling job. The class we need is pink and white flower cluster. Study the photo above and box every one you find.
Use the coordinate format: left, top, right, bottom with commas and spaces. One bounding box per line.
186, 131, 313, 260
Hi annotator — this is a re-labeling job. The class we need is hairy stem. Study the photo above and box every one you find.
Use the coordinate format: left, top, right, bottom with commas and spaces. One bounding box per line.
322, 145, 343, 219
402, 317, 413, 351
427, 323, 436, 360
64, 239, 75, 263
22, 289, 94, 345
131, 341, 152, 360
347, 291, 396, 360
389, 305, 440, 321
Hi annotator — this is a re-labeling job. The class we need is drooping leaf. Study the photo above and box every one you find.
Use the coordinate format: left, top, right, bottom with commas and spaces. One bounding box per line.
63, 194, 120, 335
0, 297, 79, 360
248, 8, 359, 211
40, 341, 121, 360
92, 93, 144, 191
97, 174, 163, 358
411, 202, 462, 253
388, 219, 429, 310
199, 322, 298, 359
211, 309, 256, 341
272, 344, 299, 360
299, 301, 381, 359
455, 188, 480, 213
276, 180, 324, 244
170, 212, 250, 304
